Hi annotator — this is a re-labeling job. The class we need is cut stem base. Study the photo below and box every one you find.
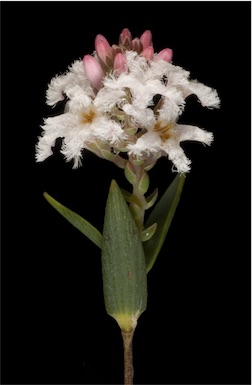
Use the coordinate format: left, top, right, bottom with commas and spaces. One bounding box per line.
122, 329, 134, 385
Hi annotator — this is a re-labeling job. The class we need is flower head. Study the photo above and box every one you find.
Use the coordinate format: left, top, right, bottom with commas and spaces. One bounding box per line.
36, 28, 220, 172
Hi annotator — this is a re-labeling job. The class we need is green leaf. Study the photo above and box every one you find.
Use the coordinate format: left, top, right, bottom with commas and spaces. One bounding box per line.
143, 174, 186, 273
124, 162, 137, 184
141, 223, 157, 242
145, 188, 158, 209
120, 188, 133, 203
138, 171, 150, 194
101, 180, 147, 332
43, 192, 103, 249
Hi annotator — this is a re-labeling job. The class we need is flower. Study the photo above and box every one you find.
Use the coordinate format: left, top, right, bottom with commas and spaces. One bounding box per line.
36, 61, 126, 168
36, 28, 220, 172
127, 122, 213, 173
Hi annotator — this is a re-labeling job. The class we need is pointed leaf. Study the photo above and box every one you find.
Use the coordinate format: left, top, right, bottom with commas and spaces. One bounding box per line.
43, 192, 103, 249
143, 174, 185, 272
141, 222, 157, 242
120, 188, 133, 203
144, 160, 157, 171
101, 180, 147, 332
124, 162, 137, 184
101, 149, 117, 161
138, 171, 150, 194
145, 188, 158, 209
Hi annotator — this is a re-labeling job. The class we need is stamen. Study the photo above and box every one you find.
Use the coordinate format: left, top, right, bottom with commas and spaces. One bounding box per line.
80, 108, 96, 124
153, 120, 173, 141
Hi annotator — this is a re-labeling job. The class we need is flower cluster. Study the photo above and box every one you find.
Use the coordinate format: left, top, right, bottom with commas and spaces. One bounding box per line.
36, 28, 220, 172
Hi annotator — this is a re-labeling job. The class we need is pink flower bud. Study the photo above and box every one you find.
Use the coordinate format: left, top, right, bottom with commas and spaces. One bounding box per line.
140, 30, 153, 50
83, 55, 104, 90
112, 45, 123, 57
113, 53, 127, 75
155, 48, 173, 62
95, 34, 113, 63
131, 38, 143, 54
141, 46, 154, 61
119, 28, 132, 48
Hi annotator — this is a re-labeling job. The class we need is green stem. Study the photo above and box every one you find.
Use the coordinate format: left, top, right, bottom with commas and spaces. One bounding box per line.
124, 155, 157, 231
128, 158, 148, 230
122, 330, 134, 385
131, 187, 146, 229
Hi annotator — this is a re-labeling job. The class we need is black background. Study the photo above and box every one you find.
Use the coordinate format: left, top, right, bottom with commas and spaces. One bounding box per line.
1, 1, 251, 384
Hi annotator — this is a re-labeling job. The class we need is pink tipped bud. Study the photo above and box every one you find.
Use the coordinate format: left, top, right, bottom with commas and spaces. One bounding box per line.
141, 46, 154, 61
131, 38, 143, 54
112, 44, 123, 56
113, 53, 127, 75
83, 55, 104, 90
155, 48, 173, 62
140, 30, 153, 50
95, 34, 113, 63
119, 28, 132, 48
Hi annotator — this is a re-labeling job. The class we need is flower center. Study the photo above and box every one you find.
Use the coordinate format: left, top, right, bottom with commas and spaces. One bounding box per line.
80, 108, 96, 124
153, 120, 173, 142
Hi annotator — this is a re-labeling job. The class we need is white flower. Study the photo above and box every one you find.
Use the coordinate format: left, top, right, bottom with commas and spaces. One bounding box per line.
36, 62, 127, 168
127, 120, 213, 173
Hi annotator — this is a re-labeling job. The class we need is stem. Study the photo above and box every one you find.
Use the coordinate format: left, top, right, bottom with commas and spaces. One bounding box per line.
127, 158, 148, 231
122, 329, 134, 385
124, 155, 157, 231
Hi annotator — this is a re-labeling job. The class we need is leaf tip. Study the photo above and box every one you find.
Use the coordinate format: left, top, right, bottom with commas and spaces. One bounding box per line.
43, 191, 50, 201
43, 191, 54, 205
110, 179, 119, 191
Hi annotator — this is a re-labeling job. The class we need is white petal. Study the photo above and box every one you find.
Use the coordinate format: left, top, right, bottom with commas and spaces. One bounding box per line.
127, 131, 162, 158
163, 63, 190, 87
61, 128, 91, 168
94, 87, 126, 112
35, 113, 78, 162
122, 103, 156, 130
91, 116, 126, 143
158, 91, 185, 122
129, 79, 168, 109
35, 132, 58, 162
149, 59, 190, 80
125, 51, 149, 77
46, 75, 66, 106
174, 124, 214, 145
46, 60, 93, 107
162, 139, 191, 173
66, 85, 92, 113
183, 80, 220, 108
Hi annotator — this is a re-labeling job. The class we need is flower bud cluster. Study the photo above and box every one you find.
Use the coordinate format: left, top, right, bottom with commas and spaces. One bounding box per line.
83, 28, 173, 90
